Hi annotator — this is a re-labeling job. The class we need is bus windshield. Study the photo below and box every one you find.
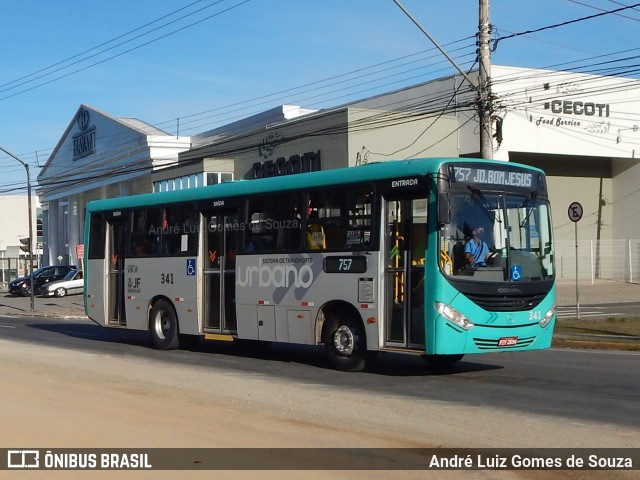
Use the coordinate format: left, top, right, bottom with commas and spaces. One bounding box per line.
442, 187, 554, 283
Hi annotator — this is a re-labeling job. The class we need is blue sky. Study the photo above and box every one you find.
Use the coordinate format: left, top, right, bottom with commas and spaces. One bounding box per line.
0, 0, 638, 192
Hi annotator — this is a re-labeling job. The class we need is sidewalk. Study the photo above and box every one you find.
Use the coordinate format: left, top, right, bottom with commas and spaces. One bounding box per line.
0, 292, 87, 319
556, 279, 640, 306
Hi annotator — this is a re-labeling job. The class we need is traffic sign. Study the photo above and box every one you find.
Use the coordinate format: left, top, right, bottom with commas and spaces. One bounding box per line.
568, 202, 583, 222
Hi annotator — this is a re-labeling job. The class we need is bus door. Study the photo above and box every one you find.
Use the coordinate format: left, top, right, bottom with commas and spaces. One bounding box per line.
107, 218, 127, 325
203, 210, 238, 333
383, 197, 427, 348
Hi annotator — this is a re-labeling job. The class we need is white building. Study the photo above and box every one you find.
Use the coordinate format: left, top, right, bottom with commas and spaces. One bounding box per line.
0, 194, 41, 282
36, 67, 640, 278
0, 195, 40, 250
37, 105, 191, 266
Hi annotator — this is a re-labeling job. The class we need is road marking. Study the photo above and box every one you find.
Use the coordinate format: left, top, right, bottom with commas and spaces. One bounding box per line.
0, 325, 16, 328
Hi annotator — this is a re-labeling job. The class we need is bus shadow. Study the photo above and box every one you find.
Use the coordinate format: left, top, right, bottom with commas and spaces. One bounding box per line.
27, 322, 503, 377
28, 322, 150, 348
176, 339, 503, 377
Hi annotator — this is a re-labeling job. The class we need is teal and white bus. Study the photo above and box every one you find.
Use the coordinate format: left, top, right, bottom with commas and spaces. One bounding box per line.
84, 157, 556, 371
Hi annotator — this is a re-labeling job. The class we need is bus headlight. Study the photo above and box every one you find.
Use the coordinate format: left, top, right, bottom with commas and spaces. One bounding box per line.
539, 306, 556, 327
435, 302, 474, 330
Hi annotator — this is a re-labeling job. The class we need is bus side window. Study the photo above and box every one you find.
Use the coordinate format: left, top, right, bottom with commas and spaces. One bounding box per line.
307, 187, 373, 251
161, 206, 198, 255
88, 213, 106, 259
129, 208, 162, 257
246, 194, 303, 253
306, 210, 326, 250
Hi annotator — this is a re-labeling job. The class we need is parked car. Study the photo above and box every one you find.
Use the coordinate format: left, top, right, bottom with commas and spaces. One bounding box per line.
37, 269, 84, 297
8, 265, 78, 297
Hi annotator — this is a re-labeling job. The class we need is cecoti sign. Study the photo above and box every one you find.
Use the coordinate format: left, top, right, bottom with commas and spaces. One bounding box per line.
545, 100, 610, 117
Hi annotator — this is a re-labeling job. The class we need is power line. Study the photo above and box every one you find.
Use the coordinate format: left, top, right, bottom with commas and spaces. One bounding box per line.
4, 6, 640, 192
566, 0, 640, 22
0, 0, 210, 91
493, 2, 640, 51
0, 0, 252, 101
23, 53, 640, 196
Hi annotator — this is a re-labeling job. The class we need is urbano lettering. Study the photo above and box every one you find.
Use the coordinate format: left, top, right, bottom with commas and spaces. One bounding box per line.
236, 261, 314, 288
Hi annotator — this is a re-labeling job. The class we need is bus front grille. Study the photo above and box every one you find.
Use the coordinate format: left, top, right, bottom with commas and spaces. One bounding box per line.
465, 292, 547, 312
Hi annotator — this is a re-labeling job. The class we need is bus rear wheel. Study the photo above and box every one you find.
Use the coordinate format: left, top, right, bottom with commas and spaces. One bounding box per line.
325, 316, 367, 372
149, 299, 180, 350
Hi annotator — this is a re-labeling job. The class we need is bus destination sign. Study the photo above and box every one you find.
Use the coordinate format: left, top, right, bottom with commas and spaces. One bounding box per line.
451, 165, 538, 189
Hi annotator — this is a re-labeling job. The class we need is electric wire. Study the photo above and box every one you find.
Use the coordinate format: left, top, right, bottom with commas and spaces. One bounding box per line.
3, 4, 640, 195
0, 0, 252, 101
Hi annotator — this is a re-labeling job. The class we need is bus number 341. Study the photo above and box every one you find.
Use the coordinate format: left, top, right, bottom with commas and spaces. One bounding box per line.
161, 273, 174, 285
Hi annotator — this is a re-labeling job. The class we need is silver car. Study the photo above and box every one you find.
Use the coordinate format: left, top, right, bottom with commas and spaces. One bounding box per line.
39, 269, 84, 297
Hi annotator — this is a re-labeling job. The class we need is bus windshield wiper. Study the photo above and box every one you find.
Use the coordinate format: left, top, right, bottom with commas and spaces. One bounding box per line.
467, 186, 497, 223
519, 191, 538, 228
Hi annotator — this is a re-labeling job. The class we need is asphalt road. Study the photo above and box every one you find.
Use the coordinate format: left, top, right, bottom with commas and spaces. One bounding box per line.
2, 313, 640, 432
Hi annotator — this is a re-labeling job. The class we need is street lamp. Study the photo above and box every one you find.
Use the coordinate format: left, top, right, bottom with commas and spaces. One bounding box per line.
0, 145, 35, 311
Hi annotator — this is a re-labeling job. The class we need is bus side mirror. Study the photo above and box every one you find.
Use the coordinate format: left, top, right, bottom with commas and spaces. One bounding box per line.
438, 192, 451, 224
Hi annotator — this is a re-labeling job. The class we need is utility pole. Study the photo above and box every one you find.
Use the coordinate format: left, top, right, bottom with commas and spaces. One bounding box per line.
595, 177, 605, 278
0, 145, 35, 311
478, 0, 493, 159
392, 0, 494, 159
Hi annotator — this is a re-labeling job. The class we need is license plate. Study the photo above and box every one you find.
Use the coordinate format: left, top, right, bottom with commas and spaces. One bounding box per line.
498, 337, 518, 347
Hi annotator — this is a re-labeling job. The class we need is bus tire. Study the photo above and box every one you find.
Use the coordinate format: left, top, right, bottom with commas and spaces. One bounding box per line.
149, 299, 180, 350
324, 315, 367, 372
422, 354, 464, 368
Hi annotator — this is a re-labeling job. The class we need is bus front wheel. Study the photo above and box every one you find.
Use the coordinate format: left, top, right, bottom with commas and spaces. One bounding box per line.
325, 316, 367, 372
149, 299, 180, 350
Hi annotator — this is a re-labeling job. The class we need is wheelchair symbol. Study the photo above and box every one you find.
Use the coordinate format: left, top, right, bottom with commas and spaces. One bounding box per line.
186, 259, 196, 276
511, 265, 522, 281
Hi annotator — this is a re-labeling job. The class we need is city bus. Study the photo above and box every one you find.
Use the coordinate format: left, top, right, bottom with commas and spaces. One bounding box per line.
84, 157, 556, 371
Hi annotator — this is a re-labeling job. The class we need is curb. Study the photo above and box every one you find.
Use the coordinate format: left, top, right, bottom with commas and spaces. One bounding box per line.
552, 336, 640, 352
0, 311, 88, 321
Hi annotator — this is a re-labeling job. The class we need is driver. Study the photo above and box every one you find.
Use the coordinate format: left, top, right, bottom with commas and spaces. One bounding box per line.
465, 226, 491, 267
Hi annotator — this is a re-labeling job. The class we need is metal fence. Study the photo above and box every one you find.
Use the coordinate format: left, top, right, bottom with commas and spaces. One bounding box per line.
555, 239, 640, 284
0, 256, 32, 288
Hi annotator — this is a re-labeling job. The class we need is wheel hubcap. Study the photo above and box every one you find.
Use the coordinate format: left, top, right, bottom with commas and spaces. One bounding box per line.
333, 325, 355, 355
155, 312, 170, 339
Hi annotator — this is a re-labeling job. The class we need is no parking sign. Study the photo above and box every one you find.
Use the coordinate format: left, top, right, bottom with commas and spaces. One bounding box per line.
568, 202, 583, 222
568, 201, 583, 318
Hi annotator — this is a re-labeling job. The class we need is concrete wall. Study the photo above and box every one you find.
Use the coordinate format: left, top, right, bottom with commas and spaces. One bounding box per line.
0, 195, 40, 252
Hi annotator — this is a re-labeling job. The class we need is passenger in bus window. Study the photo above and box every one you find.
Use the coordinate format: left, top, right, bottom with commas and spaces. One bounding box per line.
306, 210, 326, 249
464, 226, 491, 267
133, 239, 150, 256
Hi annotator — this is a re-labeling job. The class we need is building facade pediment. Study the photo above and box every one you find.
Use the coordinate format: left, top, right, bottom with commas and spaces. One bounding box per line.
37, 104, 189, 201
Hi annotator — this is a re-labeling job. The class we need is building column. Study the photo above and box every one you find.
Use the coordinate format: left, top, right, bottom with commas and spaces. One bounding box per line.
68, 196, 80, 265
41, 205, 49, 269
47, 199, 59, 265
